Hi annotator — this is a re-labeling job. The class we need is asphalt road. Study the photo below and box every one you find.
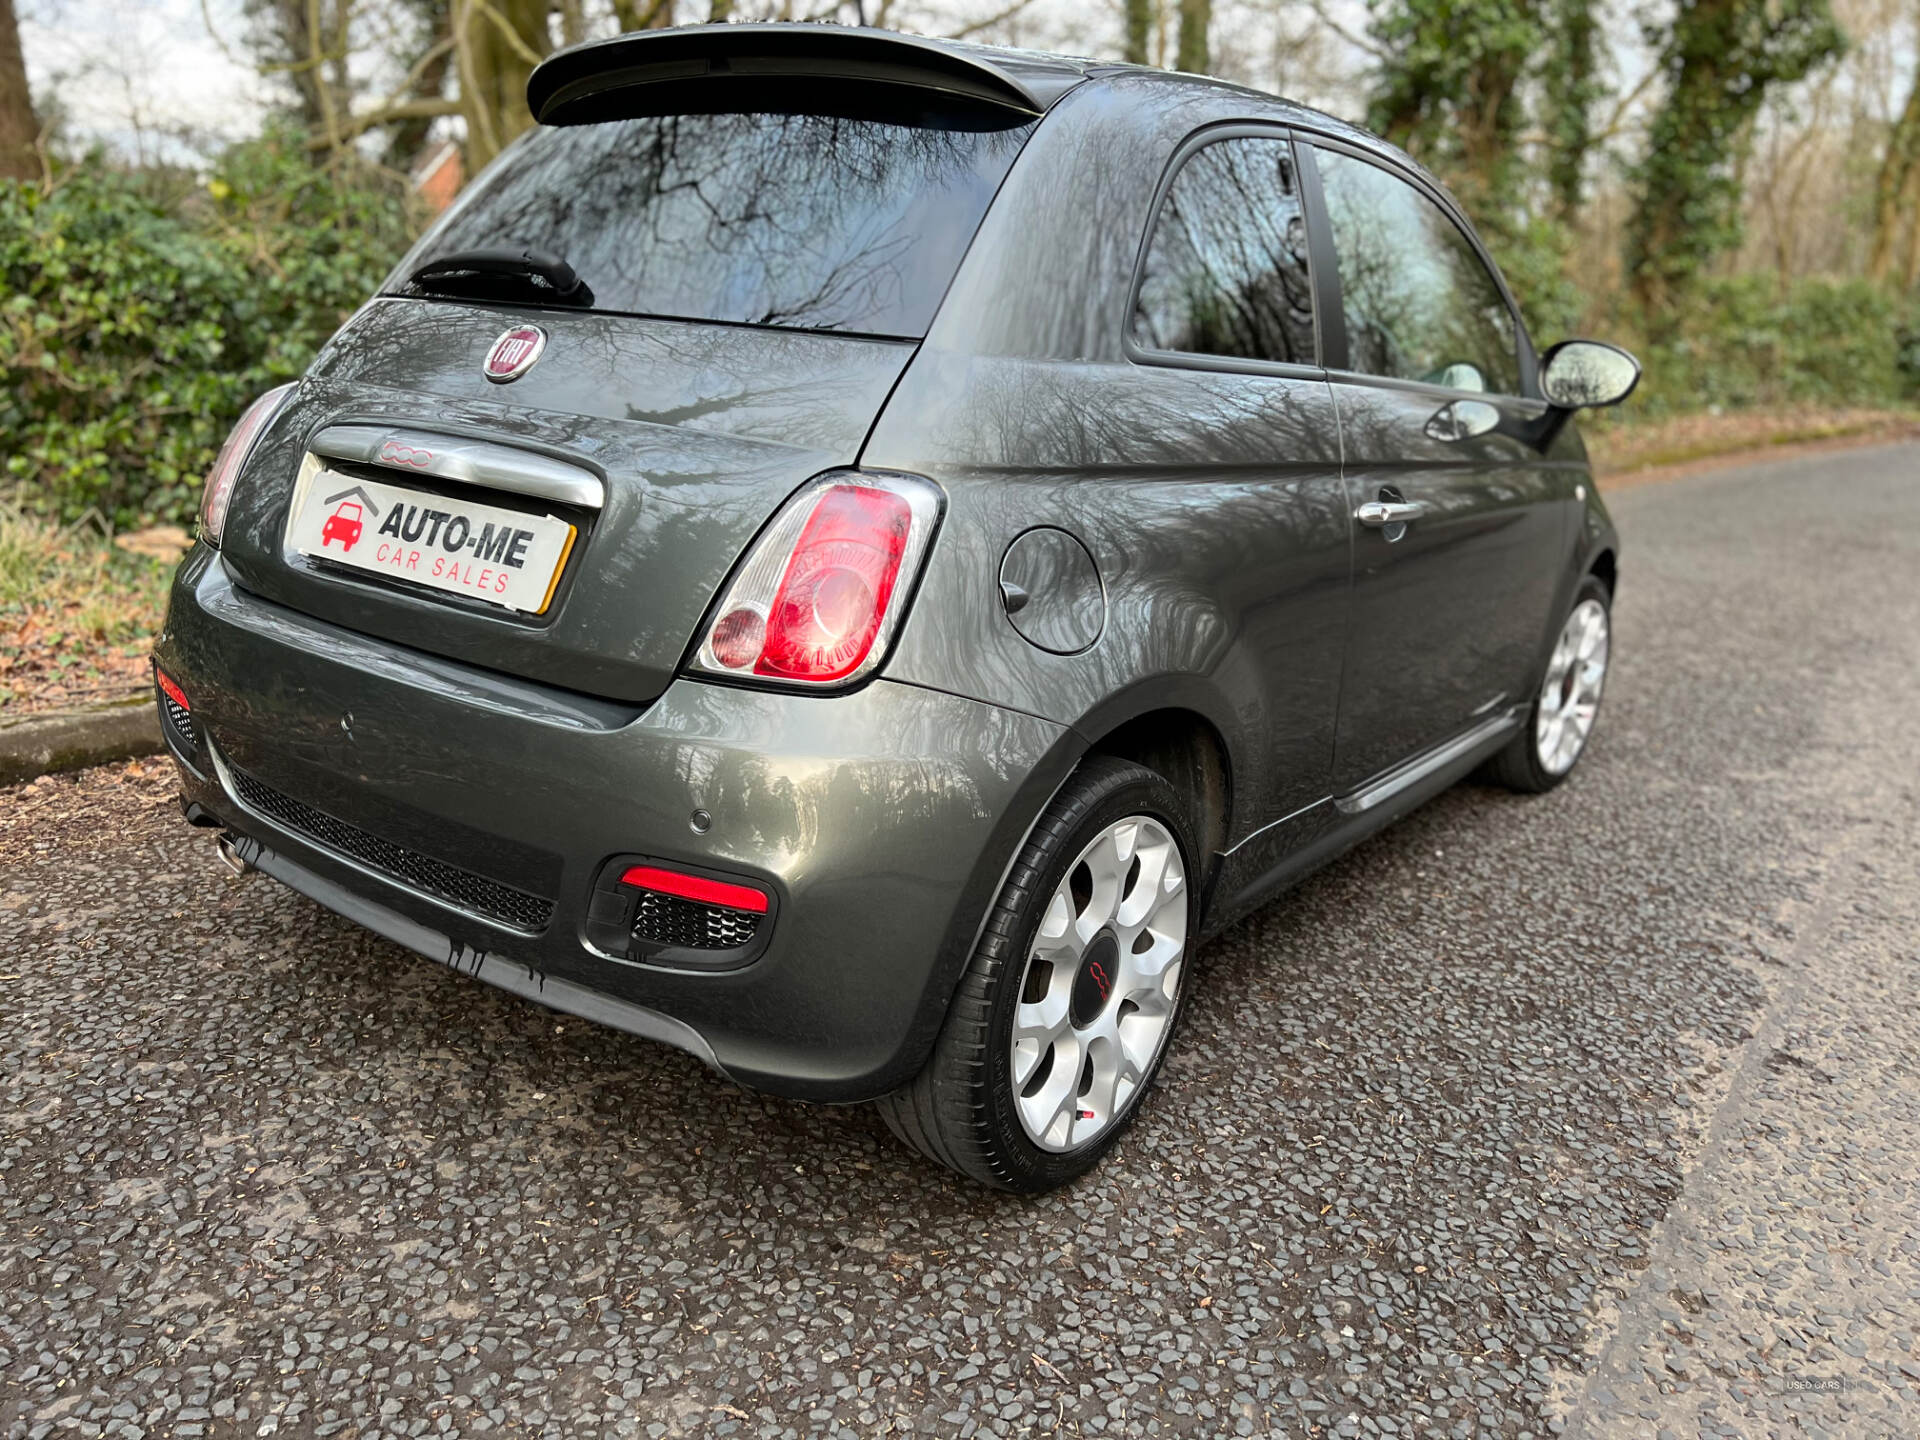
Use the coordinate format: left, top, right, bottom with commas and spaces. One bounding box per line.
5, 442, 1919, 1440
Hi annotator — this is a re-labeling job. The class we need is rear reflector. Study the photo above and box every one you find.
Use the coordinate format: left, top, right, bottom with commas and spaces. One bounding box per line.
155, 669, 190, 710
619, 864, 769, 914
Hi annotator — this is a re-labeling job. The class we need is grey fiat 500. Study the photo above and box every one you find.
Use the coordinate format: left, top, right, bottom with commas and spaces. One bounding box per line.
155, 24, 1638, 1191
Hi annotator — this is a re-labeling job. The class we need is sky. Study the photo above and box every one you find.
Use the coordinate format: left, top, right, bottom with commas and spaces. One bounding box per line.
25, 0, 1878, 182
14, 0, 1386, 166
18, 0, 271, 162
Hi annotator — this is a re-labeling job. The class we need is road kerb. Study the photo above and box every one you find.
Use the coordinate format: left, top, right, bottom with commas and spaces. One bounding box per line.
0, 695, 162, 786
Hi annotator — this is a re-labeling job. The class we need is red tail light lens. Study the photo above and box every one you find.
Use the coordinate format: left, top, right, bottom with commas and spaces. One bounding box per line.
199, 383, 296, 547
619, 864, 769, 914
691, 471, 942, 688
758, 484, 911, 682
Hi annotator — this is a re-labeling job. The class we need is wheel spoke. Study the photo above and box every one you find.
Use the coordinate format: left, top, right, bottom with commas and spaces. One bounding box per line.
1032, 889, 1082, 963
1121, 833, 1175, 936
1019, 1030, 1082, 1144
1076, 1039, 1125, 1140
1076, 828, 1128, 940
1119, 928, 1183, 995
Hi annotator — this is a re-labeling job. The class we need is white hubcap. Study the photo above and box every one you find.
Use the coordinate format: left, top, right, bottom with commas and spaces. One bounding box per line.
1010, 815, 1187, 1153
1535, 597, 1609, 774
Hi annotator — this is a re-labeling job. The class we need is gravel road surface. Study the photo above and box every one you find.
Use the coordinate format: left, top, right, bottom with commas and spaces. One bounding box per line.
4, 443, 1918, 1439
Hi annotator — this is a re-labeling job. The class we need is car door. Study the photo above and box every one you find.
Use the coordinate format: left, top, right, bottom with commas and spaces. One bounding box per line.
1124, 127, 1354, 834
1302, 141, 1572, 790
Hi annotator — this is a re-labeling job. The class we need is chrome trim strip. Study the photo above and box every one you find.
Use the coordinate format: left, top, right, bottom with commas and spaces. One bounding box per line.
1335, 707, 1523, 815
307, 424, 605, 510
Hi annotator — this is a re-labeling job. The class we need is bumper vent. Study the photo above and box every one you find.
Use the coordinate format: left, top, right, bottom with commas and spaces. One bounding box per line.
229, 768, 555, 933
157, 685, 196, 749
631, 890, 764, 951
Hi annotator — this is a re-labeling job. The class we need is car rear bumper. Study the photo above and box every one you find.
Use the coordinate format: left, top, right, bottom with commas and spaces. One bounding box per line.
154, 547, 1073, 1102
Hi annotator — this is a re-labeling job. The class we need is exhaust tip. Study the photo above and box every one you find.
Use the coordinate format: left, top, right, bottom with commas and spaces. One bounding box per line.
215, 832, 254, 878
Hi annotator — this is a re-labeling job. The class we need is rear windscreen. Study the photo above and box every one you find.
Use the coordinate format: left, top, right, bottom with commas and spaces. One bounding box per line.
387, 110, 1036, 338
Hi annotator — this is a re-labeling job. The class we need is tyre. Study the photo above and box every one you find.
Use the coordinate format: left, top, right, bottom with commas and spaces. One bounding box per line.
876, 756, 1195, 1192
1481, 574, 1612, 794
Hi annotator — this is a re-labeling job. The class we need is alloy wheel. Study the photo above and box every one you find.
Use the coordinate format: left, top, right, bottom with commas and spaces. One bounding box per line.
1535, 597, 1610, 774
1009, 815, 1187, 1152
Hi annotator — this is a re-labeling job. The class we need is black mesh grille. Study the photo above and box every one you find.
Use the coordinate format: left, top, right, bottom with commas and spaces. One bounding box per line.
229, 768, 554, 933
157, 687, 195, 748
632, 890, 762, 951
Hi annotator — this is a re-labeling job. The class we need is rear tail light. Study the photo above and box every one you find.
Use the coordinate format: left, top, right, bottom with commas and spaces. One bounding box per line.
690, 471, 941, 688
198, 383, 297, 546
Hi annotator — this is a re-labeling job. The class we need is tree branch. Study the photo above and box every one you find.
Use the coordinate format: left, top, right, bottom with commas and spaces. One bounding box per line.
1302, 0, 1385, 62
467, 0, 546, 67
948, 0, 1040, 40
303, 96, 464, 151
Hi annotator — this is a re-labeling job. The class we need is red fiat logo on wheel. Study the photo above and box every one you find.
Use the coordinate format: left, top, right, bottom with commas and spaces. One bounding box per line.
320, 501, 365, 552
483, 324, 547, 383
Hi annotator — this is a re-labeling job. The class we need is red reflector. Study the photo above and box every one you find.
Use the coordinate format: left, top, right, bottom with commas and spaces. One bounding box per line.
619, 865, 769, 914
155, 669, 190, 710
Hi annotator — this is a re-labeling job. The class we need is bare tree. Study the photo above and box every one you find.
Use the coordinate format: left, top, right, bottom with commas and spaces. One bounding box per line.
454, 0, 550, 169
1868, 33, 1920, 280
1124, 0, 1152, 64
1175, 0, 1208, 73
0, 0, 40, 180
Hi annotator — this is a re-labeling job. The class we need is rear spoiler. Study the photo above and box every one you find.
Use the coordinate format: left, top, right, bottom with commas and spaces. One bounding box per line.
528, 24, 1062, 126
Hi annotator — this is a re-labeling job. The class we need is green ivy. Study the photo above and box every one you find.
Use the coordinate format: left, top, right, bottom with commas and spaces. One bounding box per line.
1626, 0, 1845, 319
0, 130, 412, 528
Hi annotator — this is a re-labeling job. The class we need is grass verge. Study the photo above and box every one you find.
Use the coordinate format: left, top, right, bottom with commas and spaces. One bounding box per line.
0, 499, 175, 714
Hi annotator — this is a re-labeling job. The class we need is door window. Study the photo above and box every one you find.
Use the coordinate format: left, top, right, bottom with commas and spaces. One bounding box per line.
1313, 148, 1519, 394
1131, 136, 1316, 366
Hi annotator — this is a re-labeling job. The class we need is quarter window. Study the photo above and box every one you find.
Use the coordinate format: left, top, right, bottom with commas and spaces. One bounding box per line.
1131, 136, 1316, 367
1313, 148, 1519, 394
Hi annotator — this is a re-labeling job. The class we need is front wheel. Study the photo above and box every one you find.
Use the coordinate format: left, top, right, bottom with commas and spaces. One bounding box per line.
876, 757, 1195, 1192
1481, 574, 1612, 793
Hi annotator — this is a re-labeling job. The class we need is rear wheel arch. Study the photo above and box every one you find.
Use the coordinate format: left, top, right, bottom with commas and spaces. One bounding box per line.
1082, 707, 1232, 874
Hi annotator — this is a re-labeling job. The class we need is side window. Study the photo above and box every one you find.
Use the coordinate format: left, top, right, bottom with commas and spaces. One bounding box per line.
1312, 148, 1519, 395
1131, 136, 1316, 367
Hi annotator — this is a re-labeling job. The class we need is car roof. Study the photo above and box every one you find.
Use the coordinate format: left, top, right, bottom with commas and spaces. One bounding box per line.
527, 23, 1390, 158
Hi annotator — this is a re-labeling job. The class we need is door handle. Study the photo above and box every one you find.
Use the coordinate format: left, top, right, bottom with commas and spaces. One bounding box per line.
1355, 499, 1428, 528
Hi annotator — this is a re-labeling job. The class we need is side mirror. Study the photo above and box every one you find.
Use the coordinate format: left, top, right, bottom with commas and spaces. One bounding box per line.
1540, 340, 1641, 410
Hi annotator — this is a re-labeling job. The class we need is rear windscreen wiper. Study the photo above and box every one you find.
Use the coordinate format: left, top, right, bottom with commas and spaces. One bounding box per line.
405, 246, 594, 307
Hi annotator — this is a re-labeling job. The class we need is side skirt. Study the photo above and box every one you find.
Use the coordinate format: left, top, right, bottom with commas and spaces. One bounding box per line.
1201, 706, 1523, 937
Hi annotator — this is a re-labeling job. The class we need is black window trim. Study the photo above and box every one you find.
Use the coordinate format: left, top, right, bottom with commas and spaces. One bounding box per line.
1122, 120, 1328, 383
1294, 133, 1544, 408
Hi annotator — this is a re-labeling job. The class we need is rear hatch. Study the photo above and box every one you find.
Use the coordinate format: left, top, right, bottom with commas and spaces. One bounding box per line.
217, 81, 1040, 704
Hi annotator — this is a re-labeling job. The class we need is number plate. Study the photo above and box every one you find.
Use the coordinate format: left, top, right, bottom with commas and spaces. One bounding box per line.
288, 471, 576, 615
